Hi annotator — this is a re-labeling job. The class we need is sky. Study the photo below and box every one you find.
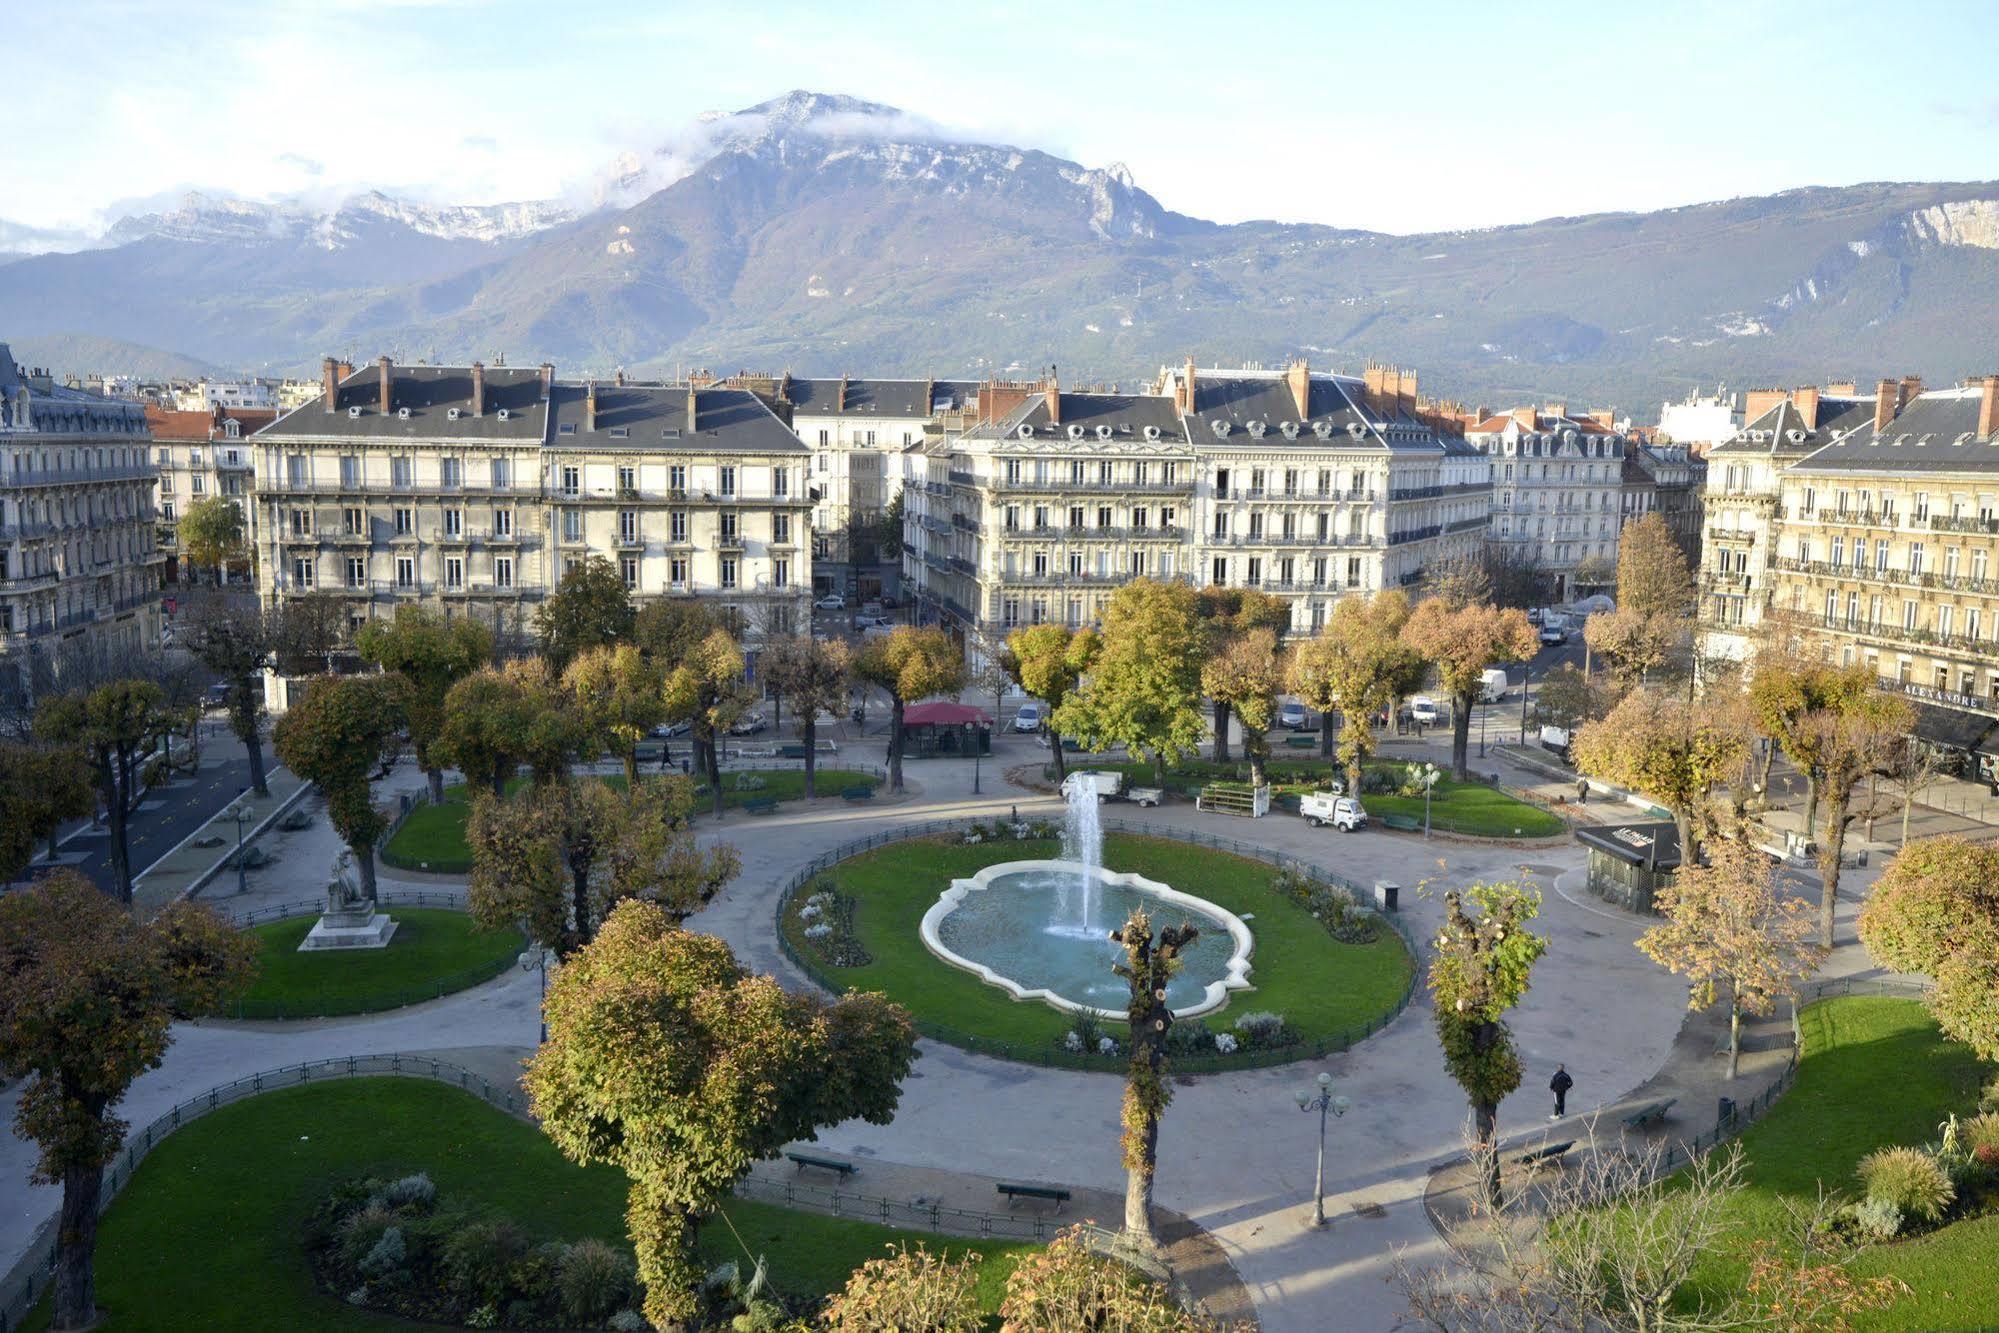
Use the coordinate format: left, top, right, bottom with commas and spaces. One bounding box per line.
8, 0, 1998, 241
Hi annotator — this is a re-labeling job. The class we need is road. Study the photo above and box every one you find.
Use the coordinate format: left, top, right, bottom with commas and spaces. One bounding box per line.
52, 722, 258, 894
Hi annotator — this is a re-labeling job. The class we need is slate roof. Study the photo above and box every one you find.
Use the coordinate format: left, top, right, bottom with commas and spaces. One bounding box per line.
546, 385, 805, 454
1791, 386, 1999, 475
1708, 395, 1874, 458
971, 391, 1193, 445
1182, 371, 1448, 453
786, 377, 981, 418
260, 366, 551, 441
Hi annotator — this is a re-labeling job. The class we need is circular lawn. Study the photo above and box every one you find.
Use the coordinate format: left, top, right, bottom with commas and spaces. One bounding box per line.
226, 908, 524, 1019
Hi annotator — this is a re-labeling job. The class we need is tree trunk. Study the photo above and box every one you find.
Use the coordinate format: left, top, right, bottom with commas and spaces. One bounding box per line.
803, 718, 818, 799
46, 828, 61, 863
572, 858, 592, 947
1801, 774, 1818, 846
1048, 714, 1068, 783
244, 728, 269, 798
1474, 1099, 1501, 1204
1816, 797, 1848, 951
1320, 711, 1336, 760
1154, 749, 1169, 786
1450, 690, 1472, 780
105, 751, 132, 905
1757, 739, 1777, 795
490, 764, 506, 798
705, 736, 724, 816
352, 841, 378, 902
1902, 790, 1914, 845
1212, 699, 1232, 763
1865, 773, 1878, 840
1124, 1099, 1160, 1246
1727, 993, 1741, 1080
1673, 810, 1697, 871
53, 1155, 102, 1331
622, 745, 638, 794
1247, 740, 1267, 790
427, 766, 446, 806
888, 697, 906, 793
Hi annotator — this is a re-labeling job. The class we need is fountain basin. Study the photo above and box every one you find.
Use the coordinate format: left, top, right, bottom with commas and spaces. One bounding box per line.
919, 859, 1255, 1019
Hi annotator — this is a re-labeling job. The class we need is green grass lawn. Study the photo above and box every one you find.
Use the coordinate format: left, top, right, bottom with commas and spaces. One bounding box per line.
382, 768, 878, 872
29, 1077, 1031, 1331
1067, 758, 1564, 838
785, 833, 1414, 1067
1680, 997, 1995, 1330
227, 908, 523, 1019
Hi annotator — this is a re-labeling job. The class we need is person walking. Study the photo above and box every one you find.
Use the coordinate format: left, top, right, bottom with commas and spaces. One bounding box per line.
1576, 777, 1589, 804
1549, 1064, 1573, 1120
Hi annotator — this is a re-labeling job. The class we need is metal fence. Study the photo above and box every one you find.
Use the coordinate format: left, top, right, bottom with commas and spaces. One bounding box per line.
771, 815, 1424, 1074
217, 886, 467, 928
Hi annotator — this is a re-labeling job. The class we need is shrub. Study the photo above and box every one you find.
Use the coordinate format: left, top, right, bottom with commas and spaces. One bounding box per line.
560, 1238, 639, 1325
442, 1217, 533, 1306
1068, 1011, 1104, 1053
1213, 1032, 1238, 1055
383, 1172, 436, 1209
608, 1311, 652, 1332
1963, 1112, 1999, 1168
1981, 1074, 1999, 1115
1856, 1146, 1955, 1222
819, 1243, 984, 1332
359, 1226, 406, 1282
1360, 768, 1396, 795
1852, 1196, 1903, 1240
1232, 1010, 1290, 1050
336, 1203, 399, 1270
999, 1228, 1213, 1331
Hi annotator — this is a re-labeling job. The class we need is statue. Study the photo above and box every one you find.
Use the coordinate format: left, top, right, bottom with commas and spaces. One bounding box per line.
300, 848, 395, 949
326, 849, 367, 916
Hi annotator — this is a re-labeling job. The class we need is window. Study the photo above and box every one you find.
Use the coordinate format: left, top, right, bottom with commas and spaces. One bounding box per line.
396, 556, 414, 589
773, 513, 790, 543
1068, 551, 1084, 576
1246, 557, 1262, 587
1832, 537, 1844, 565
1914, 492, 1930, 521
495, 557, 514, 589
670, 511, 687, 542
669, 465, 686, 493
493, 508, 513, 538
290, 508, 311, 537
1130, 550, 1146, 575
188, 448, 204, 469
563, 510, 583, 541
1069, 460, 1085, 485
1248, 513, 1263, 539
443, 508, 461, 537
816, 429, 829, 447
1004, 506, 1019, 532
1032, 552, 1048, 577
1875, 539, 1889, 571
719, 466, 736, 497
394, 508, 412, 536
1910, 542, 1925, 576
1312, 556, 1328, 587
345, 558, 365, 589
1212, 512, 1229, 539
287, 454, 308, 486
720, 513, 738, 542
1003, 598, 1020, 627
1033, 504, 1049, 530
445, 557, 463, 589
720, 557, 738, 590
292, 558, 315, 588
773, 467, 788, 498
1211, 555, 1227, 586
773, 559, 788, 589
561, 465, 580, 496
617, 464, 635, 495
1903, 600, 1918, 631
190, 474, 205, 495
620, 556, 638, 590
1939, 606, 1955, 638
491, 458, 511, 489
620, 510, 638, 542
440, 458, 461, 489
670, 558, 688, 588
391, 456, 412, 489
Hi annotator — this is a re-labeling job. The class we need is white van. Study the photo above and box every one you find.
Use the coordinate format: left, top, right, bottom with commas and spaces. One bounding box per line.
1300, 790, 1368, 831
1479, 669, 1510, 702
1409, 696, 1443, 726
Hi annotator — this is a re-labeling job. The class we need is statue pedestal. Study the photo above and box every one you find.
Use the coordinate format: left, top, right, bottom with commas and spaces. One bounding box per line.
297, 906, 398, 951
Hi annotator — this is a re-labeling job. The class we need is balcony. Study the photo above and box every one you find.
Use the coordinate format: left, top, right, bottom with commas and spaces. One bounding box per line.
1816, 615, 1996, 656
1444, 516, 1488, 534
1772, 557, 1999, 599
1386, 525, 1442, 546
1710, 491, 1779, 509
616, 532, 644, 549
716, 535, 745, 553
1388, 485, 1444, 502
948, 470, 977, 486
1931, 514, 1999, 536
6, 464, 157, 488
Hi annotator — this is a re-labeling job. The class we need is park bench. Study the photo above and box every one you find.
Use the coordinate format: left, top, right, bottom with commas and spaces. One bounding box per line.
786, 1152, 857, 1179
1283, 735, 1317, 749
996, 1182, 1070, 1212
743, 796, 779, 815
1514, 1141, 1574, 1172
841, 786, 875, 803
1380, 813, 1422, 832
1621, 1099, 1675, 1131
779, 743, 807, 759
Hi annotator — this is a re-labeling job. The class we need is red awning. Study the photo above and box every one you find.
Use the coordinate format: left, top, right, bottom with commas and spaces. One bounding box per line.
900, 701, 992, 726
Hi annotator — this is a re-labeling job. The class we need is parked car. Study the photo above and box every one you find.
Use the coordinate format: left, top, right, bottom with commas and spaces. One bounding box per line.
1479, 668, 1510, 703
651, 719, 691, 739
204, 681, 232, 708
1539, 624, 1568, 645
728, 712, 767, 736
1277, 700, 1311, 730
853, 613, 893, 629
1526, 608, 1543, 625
1013, 700, 1046, 733
1299, 790, 1368, 831
814, 594, 846, 610
1409, 696, 1443, 726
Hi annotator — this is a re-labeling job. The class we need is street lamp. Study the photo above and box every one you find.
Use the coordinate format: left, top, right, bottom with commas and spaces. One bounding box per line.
519, 934, 549, 1044
1418, 762, 1441, 839
230, 795, 251, 895
1294, 1071, 1353, 1228
971, 724, 983, 795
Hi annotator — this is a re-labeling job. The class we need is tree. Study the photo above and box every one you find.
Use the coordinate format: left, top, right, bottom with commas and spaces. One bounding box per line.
999, 1227, 1217, 1332
562, 644, 665, 791
1617, 511, 1695, 620
1055, 578, 1206, 786
1478, 543, 1555, 610
0, 871, 255, 1330
1747, 659, 1872, 839
1400, 598, 1537, 779
35, 680, 172, 904
663, 628, 753, 814
1425, 553, 1494, 611
760, 635, 851, 798
436, 660, 585, 797
536, 555, 634, 670
356, 606, 493, 804
853, 626, 966, 795
821, 1243, 984, 1333
181, 595, 277, 796
272, 674, 404, 901
1791, 690, 1909, 949
1638, 832, 1826, 1078
177, 495, 245, 579
1111, 908, 1199, 1249
1574, 690, 1746, 862
1286, 591, 1419, 781
1533, 662, 1619, 735
1195, 587, 1289, 762
1008, 623, 1099, 782
524, 901, 917, 1328
0, 741, 95, 879
1199, 626, 1282, 788
1428, 881, 1547, 1202
633, 600, 724, 669
271, 591, 348, 674
1858, 837, 1999, 1061
1879, 737, 1942, 847
969, 627, 1017, 744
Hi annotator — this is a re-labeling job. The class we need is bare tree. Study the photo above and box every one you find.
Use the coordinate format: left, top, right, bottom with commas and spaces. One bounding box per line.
1877, 737, 1941, 847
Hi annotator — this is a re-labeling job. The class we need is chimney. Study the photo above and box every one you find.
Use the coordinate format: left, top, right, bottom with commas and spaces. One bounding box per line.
470, 360, 485, 418
1396, 369, 1417, 421
1590, 407, 1616, 429
538, 362, 554, 400
1285, 358, 1311, 420
1977, 374, 1999, 439
584, 380, 598, 432
321, 356, 338, 413
1874, 378, 1898, 433
1044, 368, 1060, 427
1181, 357, 1198, 416
1545, 401, 1567, 421
1744, 388, 1788, 424
1792, 385, 1819, 431
837, 374, 849, 413
377, 356, 393, 414
1827, 380, 1856, 396
1510, 406, 1536, 429
1899, 374, 1923, 410
686, 384, 698, 432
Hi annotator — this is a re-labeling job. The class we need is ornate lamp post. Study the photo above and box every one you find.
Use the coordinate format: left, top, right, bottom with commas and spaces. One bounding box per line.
230, 796, 251, 895
1294, 1071, 1352, 1227
519, 934, 550, 1044
1418, 761, 1441, 839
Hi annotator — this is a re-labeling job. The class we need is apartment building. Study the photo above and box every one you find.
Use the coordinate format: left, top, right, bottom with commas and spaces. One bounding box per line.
146, 402, 273, 583
0, 344, 164, 705
253, 358, 810, 650
1462, 405, 1628, 599
1621, 440, 1704, 561
1656, 386, 1742, 456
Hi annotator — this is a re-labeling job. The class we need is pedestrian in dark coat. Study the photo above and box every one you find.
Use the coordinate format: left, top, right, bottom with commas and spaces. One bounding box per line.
1550, 1064, 1573, 1120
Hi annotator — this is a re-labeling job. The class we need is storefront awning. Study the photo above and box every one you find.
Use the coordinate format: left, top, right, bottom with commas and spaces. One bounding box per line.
1908, 702, 1999, 756
1575, 821, 1682, 871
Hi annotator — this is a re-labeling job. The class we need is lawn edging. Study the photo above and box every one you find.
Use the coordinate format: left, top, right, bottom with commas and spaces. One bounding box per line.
773, 815, 1422, 1074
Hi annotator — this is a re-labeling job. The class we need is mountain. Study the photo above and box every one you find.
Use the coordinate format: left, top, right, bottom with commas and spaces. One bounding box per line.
3, 333, 226, 381
3, 90, 1997, 411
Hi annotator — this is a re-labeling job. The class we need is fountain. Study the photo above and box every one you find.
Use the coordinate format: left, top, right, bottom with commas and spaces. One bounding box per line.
918, 792, 1254, 1019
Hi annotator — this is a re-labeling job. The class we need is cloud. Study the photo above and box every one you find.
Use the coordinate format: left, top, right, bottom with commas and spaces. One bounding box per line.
460, 134, 499, 151
276, 151, 325, 176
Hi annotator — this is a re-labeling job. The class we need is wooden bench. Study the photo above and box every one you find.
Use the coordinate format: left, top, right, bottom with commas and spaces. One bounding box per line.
786, 1151, 857, 1179
1515, 1141, 1574, 1171
743, 796, 779, 815
779, 743, 807, 759
1621, 1099, 1675, 1131
841, 786, 875, 802
996, 1182, 1070, 1211
1381, 813, 1422, 832
1283, 735, 1318, 749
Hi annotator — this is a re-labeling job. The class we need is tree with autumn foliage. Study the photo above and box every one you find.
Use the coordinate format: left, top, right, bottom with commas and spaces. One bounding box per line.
760, 634, 851, 798
0, 871, 256, 1330
1584, 513, 1694, 686
854, 625, 966, 794
1286, 590, 1422, 780
1429, 880, 1548, 1202
1858, 836, 1999, 1062
1789, 689, 1910, 949
662, 627, 753, 813
176, 494, 246, 580
1400, 597, 1536, 779
273, 674, 404, 901
0, 740, 95, 880
1056, 578, 1206, 785
1194, 587, 1290, 762
1574, 689, 1746, 862
35, 680, 174, 903
1638, 831, 1826, 1078
1200, 626, 1282, 788
1007, 622, 1098, 782
524, 900, 917, 1328
1747, 658, 1875, 838
356, 606, 492, 804
535, 554, 634, 670
999, 1227, 1219, 1332
562, 643, 666, 791
435, 658, 586, 796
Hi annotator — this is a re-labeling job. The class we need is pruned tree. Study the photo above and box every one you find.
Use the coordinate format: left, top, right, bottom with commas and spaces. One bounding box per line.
35, 680, 172, 903
272, 674, 404, 901
1055, 578, 1206, 786
1429, 881, 1548, 1201
633, 600, 725, 668
1574, 690, 1746, 862
1286, 590, 1420, 780
1401, 598, 1537, 779
1879, 737, 1941, 847
271, 591, 348, 674
662, 628, 753, 814
181, 594, 277, 796
760, 635, 851, 798
1859, 836, 1999, 1062
1532, 662, 1619, 735
535, 554, 634, 670
1791, 690, 1910, 949
1007, 622, 1099, 782
1426, 553, 1494, 611
355, 606, 493, 803
1194, 587, 1289, 762
0, 741, 95, 879
0, 871, 256, 1330
176, 495, 245, 581
1746, 658, 1872, 838
853, 625, 965, 795
1111, 907, 1200, 1249
820, 1243, 984, 1333
524, 901, 917, 1328
1638, 831, 1826, 1078
562, 643, 665, 791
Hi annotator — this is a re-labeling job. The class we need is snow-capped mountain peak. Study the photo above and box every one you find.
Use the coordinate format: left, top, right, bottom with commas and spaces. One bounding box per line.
99, 189, 572, 251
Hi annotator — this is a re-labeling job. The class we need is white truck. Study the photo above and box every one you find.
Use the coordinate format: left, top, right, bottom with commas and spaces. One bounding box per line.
1061, 769, 1164, 806
1300, 790, 1369, 831
1479, 668, 1510, 702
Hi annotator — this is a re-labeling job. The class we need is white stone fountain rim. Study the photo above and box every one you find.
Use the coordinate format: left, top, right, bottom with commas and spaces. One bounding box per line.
918, 858, 1255, 1021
